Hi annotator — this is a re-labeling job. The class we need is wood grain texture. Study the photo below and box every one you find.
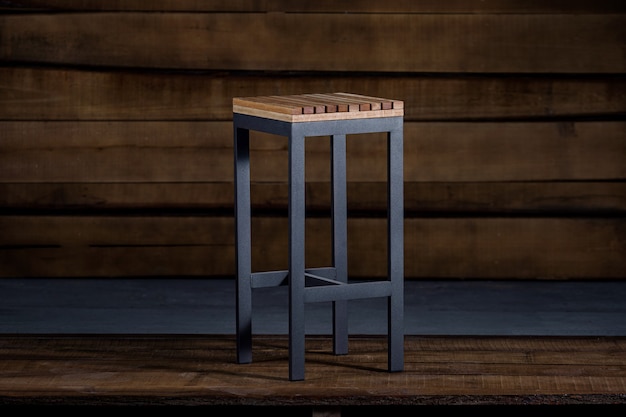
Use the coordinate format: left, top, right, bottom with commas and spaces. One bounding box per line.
2, 68, 623, 121
0, 216, 623, 279
0, 335, 624, 405
4, 0, 625, 13
233, 105, 403, 123
1, 13, 624, 73
232, 92, 404, 121
1, 121, 623, 183
2, 182, 625, 214
0, 3, 624, 283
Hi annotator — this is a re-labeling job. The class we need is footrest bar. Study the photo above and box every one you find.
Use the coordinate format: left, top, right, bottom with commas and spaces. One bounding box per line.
304, 281, 392, 303
305, 273, 343, 287
304, 267, 337, 279
250, 270, 288, 288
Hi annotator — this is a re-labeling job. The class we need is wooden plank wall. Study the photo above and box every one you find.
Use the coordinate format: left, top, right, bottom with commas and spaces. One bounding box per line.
0, 1, 625, 280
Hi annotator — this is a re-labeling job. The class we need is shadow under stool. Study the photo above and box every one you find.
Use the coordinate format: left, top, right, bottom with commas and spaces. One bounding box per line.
233, 92, 404, 381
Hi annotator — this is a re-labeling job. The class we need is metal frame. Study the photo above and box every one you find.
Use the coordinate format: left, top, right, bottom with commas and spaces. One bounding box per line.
233, 112, 404, 381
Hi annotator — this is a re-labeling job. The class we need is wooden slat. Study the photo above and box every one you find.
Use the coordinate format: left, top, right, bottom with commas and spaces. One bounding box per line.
0, 121, 233, 183
233, 105, 402, 123
333, 92, 398, 110
0, 182, 236, 211
0, 216, 623, 279
231, 96, 305, 115
1, 13, 625, 73
233, 92, 405, 121
298, 95, 339, 113
0, 335, 625, 406
246, 95, 320, 114
1, 121, 623, 183
3, 0, 625, 14
304, 93, 369, 111
2, 68, 623, 121
2, 182, 625, 214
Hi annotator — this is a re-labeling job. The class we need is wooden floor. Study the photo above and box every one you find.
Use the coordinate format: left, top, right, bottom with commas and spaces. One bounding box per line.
1, 334, 625, 410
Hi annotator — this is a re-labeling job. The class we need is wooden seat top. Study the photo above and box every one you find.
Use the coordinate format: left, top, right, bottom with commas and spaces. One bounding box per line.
233, 92, 403, 122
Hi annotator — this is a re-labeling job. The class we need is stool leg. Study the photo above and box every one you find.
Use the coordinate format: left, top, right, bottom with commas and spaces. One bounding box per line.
289, 128, 306, 381
331, 134, 348, 355
234, 126, 252, 364
388, 127, 404, 372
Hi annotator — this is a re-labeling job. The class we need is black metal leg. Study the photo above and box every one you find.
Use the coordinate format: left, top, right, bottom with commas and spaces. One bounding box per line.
234, 125, 252, 364
233, 113, 404, 380
388, 126, 404, 372
289, 127, 306, 381
331, 134, 348, 355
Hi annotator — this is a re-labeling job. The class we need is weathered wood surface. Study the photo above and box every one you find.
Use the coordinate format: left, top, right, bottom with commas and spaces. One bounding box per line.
2, 182, 625, 214
233, 93, 404, 122
2, 68, 624, 121
1, 216, 623, 279
4, 0, 625, 13
1, 121, 623, 183
0, 335, 625, 406
0, 3, 624, 281
2, 12, 624, 73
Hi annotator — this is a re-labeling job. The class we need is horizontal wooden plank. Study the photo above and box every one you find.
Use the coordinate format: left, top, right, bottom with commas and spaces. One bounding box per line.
4, 0, 625, 14
0, 121, 233, 183
1, 335, 625, 406
2, 182, 625, 214
0, 216, 623, 279
2, 68, 624, 121
1, 121, 623, 183
1, 13, 624, 73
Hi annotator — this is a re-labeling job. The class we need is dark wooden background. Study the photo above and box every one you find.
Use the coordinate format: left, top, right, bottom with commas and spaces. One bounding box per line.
1, 1, 624, 280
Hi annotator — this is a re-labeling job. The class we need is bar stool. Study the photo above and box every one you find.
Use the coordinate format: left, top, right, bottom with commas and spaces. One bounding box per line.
233, 92, 404, 381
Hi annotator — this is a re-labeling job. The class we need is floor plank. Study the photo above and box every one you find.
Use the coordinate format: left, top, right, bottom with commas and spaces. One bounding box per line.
0, 335, 624, 407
